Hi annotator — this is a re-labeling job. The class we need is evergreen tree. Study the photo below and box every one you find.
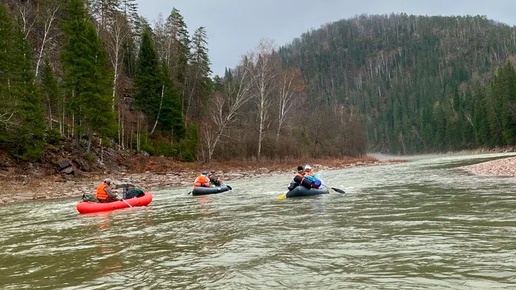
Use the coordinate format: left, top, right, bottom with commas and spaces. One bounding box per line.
133, 26, 161, 129
186, 26, 212, 122
40, 60, 60, 130
165, 8, 190, 86
473, 88, 492, 146
494, 62, 516, 145
62, 0, 116, 151
159, 61, 185, 141
0, 4, 46, 161
0, 4, 14, 119
12, 32, 47, 160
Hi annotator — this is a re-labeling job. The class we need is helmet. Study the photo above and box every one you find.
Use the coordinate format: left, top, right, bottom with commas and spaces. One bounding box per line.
104, 178, 111, 185
202, 171, 208, 175
305, 164, 312, 170
297, 165, 304, 172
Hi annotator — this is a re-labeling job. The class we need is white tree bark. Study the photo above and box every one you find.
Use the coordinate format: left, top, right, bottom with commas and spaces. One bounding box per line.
246, 39, 279, 160
203, 67, 253, 161
34, 4, 60, 82
276, 68, 304, 142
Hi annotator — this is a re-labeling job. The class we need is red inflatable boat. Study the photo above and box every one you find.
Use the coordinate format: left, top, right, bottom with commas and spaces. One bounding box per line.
76, 192, 153, 214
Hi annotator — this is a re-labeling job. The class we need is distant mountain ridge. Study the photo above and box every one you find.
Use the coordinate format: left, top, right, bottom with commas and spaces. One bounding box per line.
278, 13, 516, 153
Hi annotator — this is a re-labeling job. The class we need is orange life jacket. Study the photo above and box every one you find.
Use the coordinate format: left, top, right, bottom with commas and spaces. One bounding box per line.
96, 183, 109, 200
305, 169, 315, 176
194, 175, 210, 187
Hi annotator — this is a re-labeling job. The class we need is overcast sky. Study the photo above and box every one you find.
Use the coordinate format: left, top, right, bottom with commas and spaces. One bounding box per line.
136, 0, 516, 76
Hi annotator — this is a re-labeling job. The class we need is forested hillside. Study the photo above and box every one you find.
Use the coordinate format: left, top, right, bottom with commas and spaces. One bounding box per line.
279, 14, 516, 154
0, 0, 366, 168
2, 2, 515, 170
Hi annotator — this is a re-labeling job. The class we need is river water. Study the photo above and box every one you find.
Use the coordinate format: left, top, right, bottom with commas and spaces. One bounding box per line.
1, 153, 515, 289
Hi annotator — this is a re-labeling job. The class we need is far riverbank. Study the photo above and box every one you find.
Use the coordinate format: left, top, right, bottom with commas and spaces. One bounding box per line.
0, 156, 398, 205
1, 152, 514, 205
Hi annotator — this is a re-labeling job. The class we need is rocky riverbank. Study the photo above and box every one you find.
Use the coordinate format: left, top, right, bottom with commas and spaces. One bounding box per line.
0, 156, 397, 205
1, 152, 514, 205
459, 156, 516, 177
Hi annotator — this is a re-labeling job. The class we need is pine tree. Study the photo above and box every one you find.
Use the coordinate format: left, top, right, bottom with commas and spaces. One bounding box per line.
0, 4, 46, 161
133, 26, 161, 128
12, 29, 47, 160
40, 60, 60, 130
496, 62, 516, 145
186, 26, 212, 122
62, 0, 116, 151
0, 4, 14, 118
159, 61, 185, 141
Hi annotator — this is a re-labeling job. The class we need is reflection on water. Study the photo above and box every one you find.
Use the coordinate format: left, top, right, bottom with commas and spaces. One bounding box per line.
0, 152, 515, 289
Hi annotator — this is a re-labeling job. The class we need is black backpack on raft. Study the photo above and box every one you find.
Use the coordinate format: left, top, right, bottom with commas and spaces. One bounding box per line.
123, 188, 145, 199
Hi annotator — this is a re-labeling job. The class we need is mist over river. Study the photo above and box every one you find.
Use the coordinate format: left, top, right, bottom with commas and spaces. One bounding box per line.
1, 152, 515, 289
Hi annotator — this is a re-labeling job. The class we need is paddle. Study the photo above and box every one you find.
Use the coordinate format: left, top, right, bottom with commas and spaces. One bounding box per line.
325, 185, 345, 194
277, 194, 286, 200
227, 185, 232, 190
120, 197, 133, 208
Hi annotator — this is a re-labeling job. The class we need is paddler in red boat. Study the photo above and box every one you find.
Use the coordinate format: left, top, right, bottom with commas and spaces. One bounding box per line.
95, 178, 119, 203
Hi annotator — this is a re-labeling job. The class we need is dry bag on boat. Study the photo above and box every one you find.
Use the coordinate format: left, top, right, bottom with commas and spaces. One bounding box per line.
123, 188, 145, 199
82, 194, 98, 202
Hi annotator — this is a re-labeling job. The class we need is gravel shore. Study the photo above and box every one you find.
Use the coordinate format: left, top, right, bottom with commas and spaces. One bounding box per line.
0, 157, 393, 205
459, 156, 516, 177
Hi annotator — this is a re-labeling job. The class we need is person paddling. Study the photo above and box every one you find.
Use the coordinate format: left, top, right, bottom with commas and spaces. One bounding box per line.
194, 171, 210, 188
303, 164, 322, 189
96, 178, 119, 203
208, 170, 222, 186
287, 165, 306, 191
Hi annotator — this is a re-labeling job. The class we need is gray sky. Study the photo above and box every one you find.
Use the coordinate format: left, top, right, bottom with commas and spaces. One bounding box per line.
136, 0, 516, 76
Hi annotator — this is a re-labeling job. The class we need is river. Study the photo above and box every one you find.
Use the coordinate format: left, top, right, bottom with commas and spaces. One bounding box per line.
1, 152, 515, 289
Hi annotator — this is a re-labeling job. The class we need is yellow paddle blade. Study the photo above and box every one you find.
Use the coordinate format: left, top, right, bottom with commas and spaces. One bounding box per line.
277, 194, 286, 200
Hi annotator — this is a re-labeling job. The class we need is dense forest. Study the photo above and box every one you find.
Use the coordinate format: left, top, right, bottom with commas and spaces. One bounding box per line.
1, 1, 515, 168
0, 0, 365, 165
279, 14, 516, 154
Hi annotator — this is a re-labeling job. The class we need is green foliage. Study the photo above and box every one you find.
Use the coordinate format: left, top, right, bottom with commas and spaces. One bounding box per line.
177, 124, 198, 161
61, 0, 117, 142
154, 138, 178, 157
0, 4, 46, 161
147, 124, 197, 160
139, 136, 155, 155
44, 128, 64, 146
82, 152, 97, 162
279, 14, 516, 153
158, 61, 186, 140
133, 26, 161, 124
40, 60, 61, 128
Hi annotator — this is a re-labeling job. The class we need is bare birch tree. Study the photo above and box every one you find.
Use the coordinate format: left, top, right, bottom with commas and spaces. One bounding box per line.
105, 12, 131, 111
245, 39, 279, 160
33, 2, 60, 82
276, 68, 305, 142
202, 67, 253, 162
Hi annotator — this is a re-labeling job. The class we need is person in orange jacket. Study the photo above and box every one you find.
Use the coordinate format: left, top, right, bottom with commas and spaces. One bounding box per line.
287, 165, 306, 191
96, 178, 119, 203
194, 171, 210, 188
303, 164, 322, 188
